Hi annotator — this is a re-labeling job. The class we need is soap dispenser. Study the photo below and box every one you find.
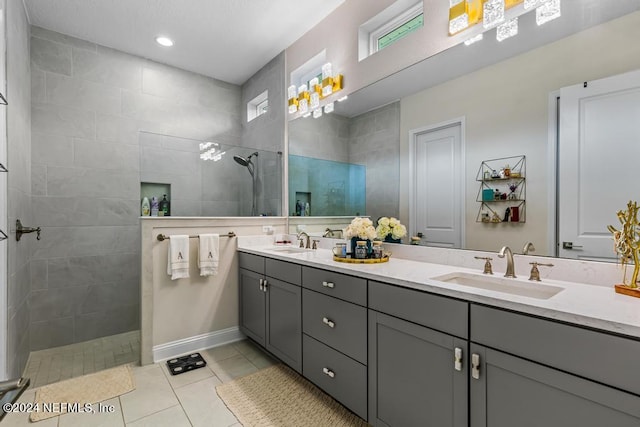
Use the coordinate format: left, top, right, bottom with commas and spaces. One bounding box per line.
159, 194, 170, 216
141, 197, 150, 216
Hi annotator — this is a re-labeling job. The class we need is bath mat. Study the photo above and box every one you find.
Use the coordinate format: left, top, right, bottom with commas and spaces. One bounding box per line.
216, 364, 367, 427
30, 364, 135, 422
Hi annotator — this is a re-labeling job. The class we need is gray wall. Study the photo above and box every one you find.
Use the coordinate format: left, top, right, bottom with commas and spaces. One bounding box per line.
29, 26, 242, 350
348, 102, 400, 222
289, 112, 350, 163
6, 0, 32, 377
241, 52, 285, 216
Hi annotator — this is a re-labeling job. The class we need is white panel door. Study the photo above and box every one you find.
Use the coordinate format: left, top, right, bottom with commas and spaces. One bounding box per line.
411, 123, 462, 248
558, 69, 640, 260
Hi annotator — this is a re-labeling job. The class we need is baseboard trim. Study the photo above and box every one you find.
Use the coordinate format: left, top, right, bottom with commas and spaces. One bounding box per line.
152, 327, 245, 362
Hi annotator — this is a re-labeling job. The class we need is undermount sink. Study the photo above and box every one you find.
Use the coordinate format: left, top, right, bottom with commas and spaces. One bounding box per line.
431, 272, 564, 300
268, 246, 311, 254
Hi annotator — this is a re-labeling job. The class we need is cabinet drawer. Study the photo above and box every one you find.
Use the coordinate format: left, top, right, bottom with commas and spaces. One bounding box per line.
266, 258, 301, 284
303, 334, 367, 420
471, 304, 640, 396
238, 252, 264, 274
302, 266, 366, 306
302, 289, 367, 364
369, 281, 468, 339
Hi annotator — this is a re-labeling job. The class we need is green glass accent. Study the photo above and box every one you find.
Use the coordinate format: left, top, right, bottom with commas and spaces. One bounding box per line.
378, 13, 424, 50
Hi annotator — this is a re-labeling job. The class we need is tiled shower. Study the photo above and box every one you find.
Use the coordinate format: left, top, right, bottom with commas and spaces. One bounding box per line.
5, 0, 285, 379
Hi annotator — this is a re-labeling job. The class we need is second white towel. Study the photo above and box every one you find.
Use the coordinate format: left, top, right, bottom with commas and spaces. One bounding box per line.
198, 234, 219, 276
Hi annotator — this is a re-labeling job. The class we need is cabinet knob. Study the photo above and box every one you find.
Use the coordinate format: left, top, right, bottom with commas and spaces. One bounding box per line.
322, 367, 335, 378
471, 353, 481, 380
322, 317, 335, 328
322, 281, 335, 289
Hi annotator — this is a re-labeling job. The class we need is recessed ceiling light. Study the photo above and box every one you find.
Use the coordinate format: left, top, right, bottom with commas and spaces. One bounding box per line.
155, 36, 174, 47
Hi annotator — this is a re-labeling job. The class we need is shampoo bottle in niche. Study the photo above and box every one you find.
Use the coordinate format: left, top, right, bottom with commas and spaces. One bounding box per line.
159, 194, 170, 216
151, 196, 159, 217
141, 197, 150, 216
304, 202, 310, 216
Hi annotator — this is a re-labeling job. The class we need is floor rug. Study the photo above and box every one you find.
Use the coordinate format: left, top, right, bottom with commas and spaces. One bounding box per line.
30, 364, 135, 421
216, 364, 368, 427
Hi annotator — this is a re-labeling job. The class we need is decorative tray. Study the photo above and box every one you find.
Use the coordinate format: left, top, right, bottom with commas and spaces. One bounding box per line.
333, 255, 390, 264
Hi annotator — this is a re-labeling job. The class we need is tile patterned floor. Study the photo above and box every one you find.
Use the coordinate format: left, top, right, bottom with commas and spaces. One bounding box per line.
23, 331, 141, 388
4, 339, 277, 426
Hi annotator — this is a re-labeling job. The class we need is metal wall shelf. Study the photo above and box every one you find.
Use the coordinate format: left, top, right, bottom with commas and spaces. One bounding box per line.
476, 155, 526, 223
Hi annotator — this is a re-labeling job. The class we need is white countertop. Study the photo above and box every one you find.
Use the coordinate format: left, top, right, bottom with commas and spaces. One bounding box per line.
238, 245, 640, 340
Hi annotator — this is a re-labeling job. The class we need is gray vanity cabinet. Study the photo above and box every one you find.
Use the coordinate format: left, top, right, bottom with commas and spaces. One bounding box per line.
368, 281, 469, 427
470, 305, 640, 426
239, 253, 302, 373
469, 344, 640, 426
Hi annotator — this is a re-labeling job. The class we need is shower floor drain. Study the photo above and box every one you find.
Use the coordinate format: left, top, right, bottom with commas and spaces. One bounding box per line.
166, 353, 207, 375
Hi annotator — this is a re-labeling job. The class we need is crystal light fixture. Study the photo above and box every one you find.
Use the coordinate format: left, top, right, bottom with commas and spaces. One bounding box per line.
309, 77, 320, 109
536, 0, 561, 26
324, 102, 334, 114
287, 85, 298, 114
523, 0, 542, 9
449, 0, 469, 35
321, 63, 334, 97
496, 17, 518, 41
483, 0, 505, 29
297, 84, 309, 114
312, 108, 323, 119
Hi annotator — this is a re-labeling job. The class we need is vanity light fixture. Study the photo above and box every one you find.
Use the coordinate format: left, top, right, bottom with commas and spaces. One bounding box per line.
155, 36, 174, 47
496, 17, 518, 41
287, 62, 344, 118
324, 102, 335, 114
449, 0, 561, 42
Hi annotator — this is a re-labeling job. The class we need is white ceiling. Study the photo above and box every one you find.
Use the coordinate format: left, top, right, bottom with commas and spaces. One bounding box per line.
22, 0, 346, 85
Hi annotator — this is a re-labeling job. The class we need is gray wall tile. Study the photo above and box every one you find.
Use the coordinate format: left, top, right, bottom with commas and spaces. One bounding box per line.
31, 132, 73, 166
73, 46, 142, 91
31, 68, 45, 103
31, 260, 48, 290
31, 163, 47, 196
31, 26, 97, 52
46, 72, 121, 115
30, 317, 75, 351
32, 103, 95, 138
32, 226, 139, 260
7, 0, 32, 377
31, 36, 72, 76
30, 286, 90, 322
46, 166, 139, 198
74, 139, 140, 171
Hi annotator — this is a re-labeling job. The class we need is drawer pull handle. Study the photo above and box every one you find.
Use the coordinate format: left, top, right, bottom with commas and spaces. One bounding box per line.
471, 353, 481, 380
454, 347, 463, 372
322, 367, 335, 378
262, 280, 268, 293
322, 281, 335, 289
322, 317, 335, 328
259, 279, 264, 291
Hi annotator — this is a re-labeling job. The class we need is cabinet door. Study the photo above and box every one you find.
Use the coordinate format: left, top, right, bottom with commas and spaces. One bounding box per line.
470, 344, 640, 427
369, 311, 468, 427
239, 268, 266, 347
266, 277, 302, 373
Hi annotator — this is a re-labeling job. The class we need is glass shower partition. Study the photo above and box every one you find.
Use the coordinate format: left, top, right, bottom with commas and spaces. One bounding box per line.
139, 132, 282, 216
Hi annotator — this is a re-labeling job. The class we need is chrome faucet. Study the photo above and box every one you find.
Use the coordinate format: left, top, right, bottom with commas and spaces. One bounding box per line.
498, 246, 516, 278
297, 231, 311, 249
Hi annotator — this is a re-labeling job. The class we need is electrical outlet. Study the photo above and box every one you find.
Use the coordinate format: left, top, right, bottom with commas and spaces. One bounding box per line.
262, 225, 274, 234
296, 225, 306, 232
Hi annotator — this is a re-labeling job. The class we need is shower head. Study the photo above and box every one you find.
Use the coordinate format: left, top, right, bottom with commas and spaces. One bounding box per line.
233, 152, 259, 167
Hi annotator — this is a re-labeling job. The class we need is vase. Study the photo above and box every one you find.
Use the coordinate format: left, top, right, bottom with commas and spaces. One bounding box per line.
350, 237, 372, 257
384, 235, 402, 244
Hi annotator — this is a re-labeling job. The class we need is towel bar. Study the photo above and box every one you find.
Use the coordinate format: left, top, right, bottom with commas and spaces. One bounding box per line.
157, 231, 236, 241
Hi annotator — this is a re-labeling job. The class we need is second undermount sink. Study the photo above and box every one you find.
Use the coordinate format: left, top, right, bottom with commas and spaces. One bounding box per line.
431, 272, 564, 300
268, 246, 311, 254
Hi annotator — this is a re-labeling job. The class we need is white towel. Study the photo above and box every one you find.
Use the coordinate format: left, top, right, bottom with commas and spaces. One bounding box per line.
167, 235, 190, 280
198, 234, 219, 277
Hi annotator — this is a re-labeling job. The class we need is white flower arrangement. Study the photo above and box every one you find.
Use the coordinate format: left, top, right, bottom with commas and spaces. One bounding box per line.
343, 217, 377, 240
376, 217, 407, 240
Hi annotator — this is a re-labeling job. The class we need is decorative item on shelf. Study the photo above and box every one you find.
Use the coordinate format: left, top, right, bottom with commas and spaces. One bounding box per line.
343, 217, 376, 256
607, 200, 640, 298
376, 217, 407, 243
449, 0, 561, 44
288, 62, 344, 119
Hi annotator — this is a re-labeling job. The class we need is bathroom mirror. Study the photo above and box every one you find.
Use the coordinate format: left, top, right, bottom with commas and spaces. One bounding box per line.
287, 2, 640, 257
